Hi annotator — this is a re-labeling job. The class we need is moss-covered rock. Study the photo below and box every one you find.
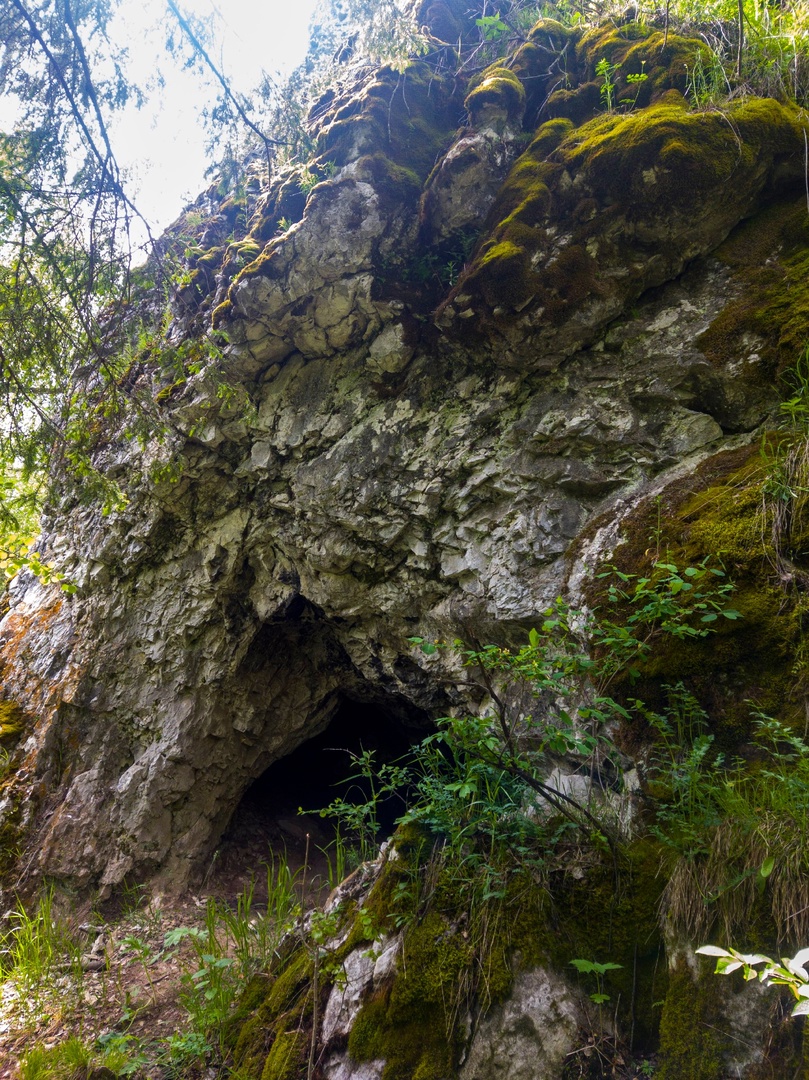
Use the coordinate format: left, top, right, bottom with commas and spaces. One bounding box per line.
657, 957, 726, 1080
590, 442, 809, 741
315, 60, 459, 179
227, 947, 316, 1079
447, 95, 807, 355
464, 66, 526, 131
697, 196, 809, 377
0, 700, 25, 745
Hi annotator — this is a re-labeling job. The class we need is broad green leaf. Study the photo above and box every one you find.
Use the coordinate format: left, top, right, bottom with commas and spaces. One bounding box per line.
759, 857, 775, 880
715, 958, 743, 974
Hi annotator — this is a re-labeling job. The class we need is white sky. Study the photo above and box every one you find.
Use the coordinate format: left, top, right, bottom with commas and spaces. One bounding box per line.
108, 0, 320, 238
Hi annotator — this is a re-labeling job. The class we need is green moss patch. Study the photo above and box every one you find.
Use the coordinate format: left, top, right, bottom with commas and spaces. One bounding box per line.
558, 97, 801, 207
464, 65, 526, 127
260, 1027, 307, 1080
0, 700, 25, 745
227, 947, 316, 1078
540, 25, 707, 124
657, 958, 725, 1080
538, 840, 668, 1051
347, 907, 469, 1080
581, 25, 708, 101
456, 96, 805, 319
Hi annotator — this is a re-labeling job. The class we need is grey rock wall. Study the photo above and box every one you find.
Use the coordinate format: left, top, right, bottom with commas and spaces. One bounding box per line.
0, 33, 800, 899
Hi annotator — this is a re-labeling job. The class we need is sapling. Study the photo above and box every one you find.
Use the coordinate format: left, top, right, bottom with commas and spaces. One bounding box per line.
596, 57, 620, 111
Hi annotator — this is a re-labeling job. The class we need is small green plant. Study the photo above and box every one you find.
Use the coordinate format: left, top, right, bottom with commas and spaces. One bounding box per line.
476, 12, 509, 41
298, 166, 319, 194
159, 1030, 212, 1071
21, 1033, 150, 1078
163, 868, 301, 1056
570, 957, 623, 1004
658, 707, 809, 943
120, 933, 161, 1004
696, 944, 809, 1017
278, 216, 294, 232
625, 61, 648, 106
95, 1033, 150, 1075
315, 749, 410, 861
596, 57, 620, 111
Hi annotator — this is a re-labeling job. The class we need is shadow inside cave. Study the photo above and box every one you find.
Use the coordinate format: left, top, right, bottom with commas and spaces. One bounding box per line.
206, 696, 428, 905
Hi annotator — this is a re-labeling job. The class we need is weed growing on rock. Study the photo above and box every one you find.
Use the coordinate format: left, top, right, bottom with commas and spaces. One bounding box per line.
596, 57, 620, 110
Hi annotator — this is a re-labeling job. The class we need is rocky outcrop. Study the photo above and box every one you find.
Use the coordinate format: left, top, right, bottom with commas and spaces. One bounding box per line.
2, 9, 809, 1077
2, 8, 807, 892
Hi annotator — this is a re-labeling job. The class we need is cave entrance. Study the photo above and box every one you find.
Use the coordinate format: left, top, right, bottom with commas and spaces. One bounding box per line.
210, 695, 428, 902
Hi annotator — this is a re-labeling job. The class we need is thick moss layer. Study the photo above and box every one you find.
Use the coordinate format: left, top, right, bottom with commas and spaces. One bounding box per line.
541, 839, 667, 1050
576, 24, 709, 110
347, 905, 469, 1080
458, 95, 806, 317
657, 958, 725, 1080
213, 60, 461, 327
464, 65, 526, 126
227, 947, 316, 1079
589, 444, 809, 742
510, 19, 702, 127
0, 700, 25, 745
511, 19, 579, 123
260, 1028, 307, 1080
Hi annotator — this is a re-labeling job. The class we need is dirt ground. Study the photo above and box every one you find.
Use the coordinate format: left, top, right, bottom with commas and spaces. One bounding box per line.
0, 803, 339, 1079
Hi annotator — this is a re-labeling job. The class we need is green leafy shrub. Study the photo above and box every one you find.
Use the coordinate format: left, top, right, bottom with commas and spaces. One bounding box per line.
696, 944, 809, 1017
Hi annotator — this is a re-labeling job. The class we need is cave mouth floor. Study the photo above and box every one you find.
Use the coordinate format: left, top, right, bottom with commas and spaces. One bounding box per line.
206, 696, 424, 906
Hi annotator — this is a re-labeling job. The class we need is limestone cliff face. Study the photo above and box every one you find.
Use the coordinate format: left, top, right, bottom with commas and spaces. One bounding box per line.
1, 10, 807, 896
1, 12, 809, 1071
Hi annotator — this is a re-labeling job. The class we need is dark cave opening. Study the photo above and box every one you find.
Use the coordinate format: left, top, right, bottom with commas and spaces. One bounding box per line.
209, 696, 429, 901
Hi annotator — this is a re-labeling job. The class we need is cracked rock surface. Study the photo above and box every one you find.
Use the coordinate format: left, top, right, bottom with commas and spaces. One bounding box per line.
0, 16, 803, 900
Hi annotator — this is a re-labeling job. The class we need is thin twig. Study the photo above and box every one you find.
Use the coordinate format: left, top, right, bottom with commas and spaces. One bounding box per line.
166, 0, 283, 185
